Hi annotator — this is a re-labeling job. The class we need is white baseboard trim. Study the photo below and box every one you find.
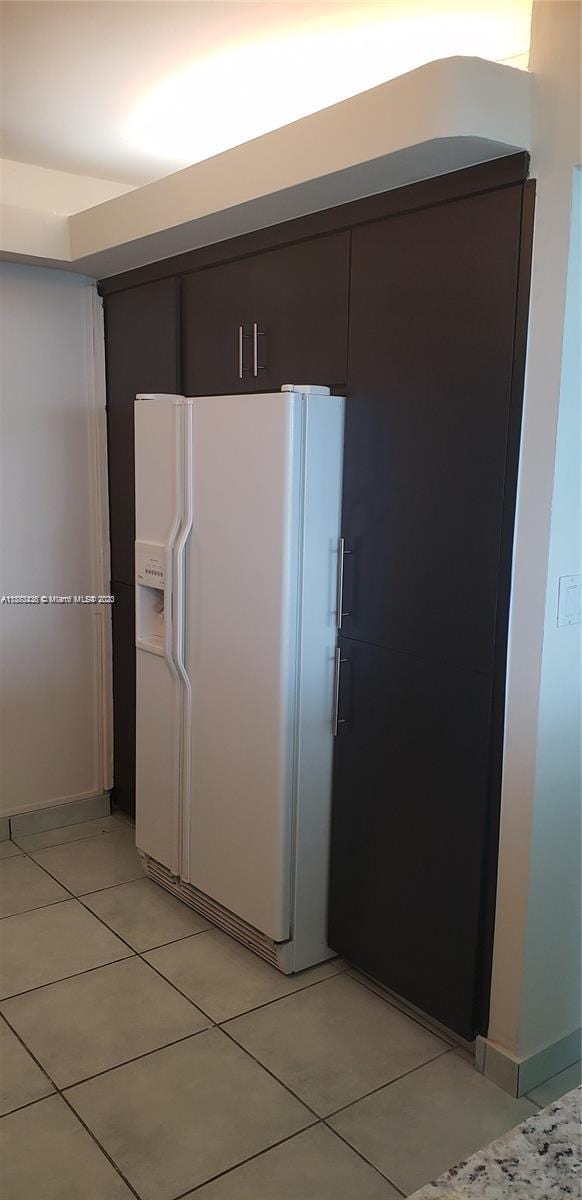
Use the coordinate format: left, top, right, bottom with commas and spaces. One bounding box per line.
476, 1027, 582, 1097
4, 787, 110, 820
9, 793, 111, 839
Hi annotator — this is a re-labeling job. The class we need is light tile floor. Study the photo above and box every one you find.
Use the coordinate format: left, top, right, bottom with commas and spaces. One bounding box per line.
0, 815, 572, 1199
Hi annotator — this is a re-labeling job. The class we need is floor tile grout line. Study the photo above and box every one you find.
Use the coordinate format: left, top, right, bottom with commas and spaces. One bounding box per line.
211, 965, 378, 1027
168, 1124, 327, 1199
0, 1091, 56, 1121
0, 952, 136, 1003
347, 968, 463, 1052
11, 823, 131, 854
209, 963, 348, 1026
321, 1117, 408, 1197
8, 840, 144, 902
324, 1046, 454, 1121
0, 894, 73, 922
0, 1009, 58, 1097
219, 1022, 323, 1121
59, 1026, 213, 1093
24, 825, 135, 854
129, 926, 212, 954
59, 1090, 144, 1200
1, 1003, 144, 1198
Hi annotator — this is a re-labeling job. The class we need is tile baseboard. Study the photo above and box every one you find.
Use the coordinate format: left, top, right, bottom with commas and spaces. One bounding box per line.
9, 793, 111, 839
476, 1027, 582, 1097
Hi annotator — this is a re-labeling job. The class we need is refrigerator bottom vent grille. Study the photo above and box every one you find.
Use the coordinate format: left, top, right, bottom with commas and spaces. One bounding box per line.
142, 854, 289, 971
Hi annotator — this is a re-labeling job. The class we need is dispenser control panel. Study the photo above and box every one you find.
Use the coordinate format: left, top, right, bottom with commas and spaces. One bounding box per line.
136, 541, 166, 589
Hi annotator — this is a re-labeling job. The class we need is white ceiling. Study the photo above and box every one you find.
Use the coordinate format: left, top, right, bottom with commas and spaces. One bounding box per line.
0, 1, 532, 188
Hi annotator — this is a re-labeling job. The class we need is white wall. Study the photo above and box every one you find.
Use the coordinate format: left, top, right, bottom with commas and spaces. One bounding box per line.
488, 0, 581, 1065
0, 264, 111, 817
520, 166, 582, 1055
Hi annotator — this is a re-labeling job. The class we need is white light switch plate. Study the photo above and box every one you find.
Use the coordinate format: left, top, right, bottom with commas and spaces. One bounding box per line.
557, 574, 582, 626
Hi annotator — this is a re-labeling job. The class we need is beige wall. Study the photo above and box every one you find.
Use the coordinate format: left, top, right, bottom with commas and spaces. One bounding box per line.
0, 264, 111, 816
0, 159, 133, 261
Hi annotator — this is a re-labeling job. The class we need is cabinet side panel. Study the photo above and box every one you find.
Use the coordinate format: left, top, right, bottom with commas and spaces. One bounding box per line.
104, 278, 180, 586
292, 394, 345, 970
110, 580, 136, 817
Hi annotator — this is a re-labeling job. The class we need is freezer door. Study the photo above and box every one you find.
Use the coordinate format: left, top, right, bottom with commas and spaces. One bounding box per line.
134, 394, 185, 874
184, 391, 302, 941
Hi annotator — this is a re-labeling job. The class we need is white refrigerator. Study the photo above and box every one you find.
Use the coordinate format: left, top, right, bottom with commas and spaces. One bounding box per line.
134, 385, 344, 972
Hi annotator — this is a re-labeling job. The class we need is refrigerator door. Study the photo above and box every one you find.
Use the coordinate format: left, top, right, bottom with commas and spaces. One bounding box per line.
184, 391, 302, 941
134, 394, 187, 875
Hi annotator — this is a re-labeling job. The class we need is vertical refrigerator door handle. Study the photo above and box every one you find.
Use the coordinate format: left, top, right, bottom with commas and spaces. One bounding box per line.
163, 409, 182, 684
172, 403, 194, 877
160, 402, 185, 879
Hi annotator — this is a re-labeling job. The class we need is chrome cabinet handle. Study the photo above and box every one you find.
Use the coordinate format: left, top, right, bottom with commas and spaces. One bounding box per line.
252, 322, 265, 377
238, 325, 244, 380
333, 646, 348, 736
336, 537, 352, 630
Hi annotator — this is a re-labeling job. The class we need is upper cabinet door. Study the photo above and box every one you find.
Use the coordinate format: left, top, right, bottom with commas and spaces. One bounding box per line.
342, 186, 523, 674
105, 277, 180, 586
182, 257, 255, 396
182, 232, 350, 397
250, 232, 349, 392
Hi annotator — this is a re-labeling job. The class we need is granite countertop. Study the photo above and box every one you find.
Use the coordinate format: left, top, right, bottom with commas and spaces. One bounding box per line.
411, 1087, 581, 1199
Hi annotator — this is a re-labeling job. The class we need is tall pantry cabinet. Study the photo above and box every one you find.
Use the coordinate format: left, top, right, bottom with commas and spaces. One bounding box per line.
329, 183, 533, 1037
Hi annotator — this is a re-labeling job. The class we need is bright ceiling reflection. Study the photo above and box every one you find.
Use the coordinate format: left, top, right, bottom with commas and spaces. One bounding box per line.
126, 1, 532, 169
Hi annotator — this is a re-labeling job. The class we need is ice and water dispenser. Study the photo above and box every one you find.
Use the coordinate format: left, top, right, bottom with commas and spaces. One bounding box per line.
135, 540, 167, 655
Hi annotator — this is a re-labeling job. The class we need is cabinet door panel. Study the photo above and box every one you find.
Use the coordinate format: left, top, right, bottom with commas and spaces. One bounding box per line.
182, 259, 254, 396
342, 186, 522, 672
105, 278, 180, 586
111, 580, 136, 817
182, 232, 349, 397
328, 636, 492, 1038
252, 232, 349, 391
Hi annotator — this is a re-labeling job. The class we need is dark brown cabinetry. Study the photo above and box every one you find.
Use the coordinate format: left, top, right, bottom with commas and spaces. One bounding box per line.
338, 187, 523, 674
100, 156, 533, 1030
330, 636, 493, 1036
110, 581, 136, 818
105, 278, 180, 586
329, 182, 533, 1037
182, 232, 349, 395
104, 277, 180, 814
